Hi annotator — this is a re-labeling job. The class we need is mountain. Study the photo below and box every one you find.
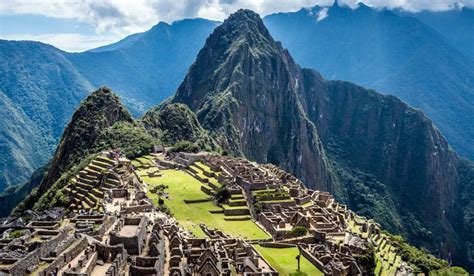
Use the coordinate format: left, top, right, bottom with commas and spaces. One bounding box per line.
263, 3, 474, 160
395, 6, 474, 61
14, 87, 218, 215
16, 87, 134, 212
169, 9, 474, 270
0, 40, 92, 192
67, 19, 219, 115
3, 4, 472, 196
172, 10, 333, 191
0, 19, 217, 193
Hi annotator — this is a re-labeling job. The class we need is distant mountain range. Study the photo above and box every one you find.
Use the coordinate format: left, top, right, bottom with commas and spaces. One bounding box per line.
264, 2, 474, 160
0, 3, 473, 206
67, 19, 219, 115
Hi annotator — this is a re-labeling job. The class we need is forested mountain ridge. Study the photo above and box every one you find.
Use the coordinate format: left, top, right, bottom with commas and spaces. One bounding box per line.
0, 40, 92, 191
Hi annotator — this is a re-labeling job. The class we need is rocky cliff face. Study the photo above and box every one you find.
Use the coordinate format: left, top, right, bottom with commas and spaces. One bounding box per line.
299, 70, 461, 255
173, 10, 333, 191
170, 9, 472, 269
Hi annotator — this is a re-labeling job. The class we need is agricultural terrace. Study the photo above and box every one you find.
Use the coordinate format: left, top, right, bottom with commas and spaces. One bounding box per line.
254, 245, 324, 276
348, 219, 402, 275
141, 169, 269, 240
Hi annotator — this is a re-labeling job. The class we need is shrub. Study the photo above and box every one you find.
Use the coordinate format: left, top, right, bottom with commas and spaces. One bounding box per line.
170, 140, 199, 153
8, 230, 24, 239
214, 187, 231, 204
290, 226, 308, 237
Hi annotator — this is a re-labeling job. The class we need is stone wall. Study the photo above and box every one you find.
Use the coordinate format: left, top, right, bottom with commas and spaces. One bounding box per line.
105, 249, 127, 276
130, 256, 161, 276
121, 202, 153, 214
223, 208, 250, 216
300, 248, 331, 275
109, 216, 147, 255
92, 216, 116, 239
111, 188, 128, 198
96, 243, 125, 262
7, 230, 70, 275
7, 247, 41, 276
40, 237, 88, 276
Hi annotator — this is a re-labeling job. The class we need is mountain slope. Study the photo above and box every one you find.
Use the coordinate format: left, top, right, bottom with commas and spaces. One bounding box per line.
67, 19, 219, 115
0, 40, 92, 191
168, 9, 473, 270
16, 87, 133, 212
172, 10, 333, 191
396, 7, 474, 61
13, 88, 218, 215
263, 3, 474, 160
142, 103, 219, 151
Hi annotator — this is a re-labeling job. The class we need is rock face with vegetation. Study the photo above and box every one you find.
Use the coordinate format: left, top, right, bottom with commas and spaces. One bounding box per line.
142, 103, 219, 151
170, 9, 474, 270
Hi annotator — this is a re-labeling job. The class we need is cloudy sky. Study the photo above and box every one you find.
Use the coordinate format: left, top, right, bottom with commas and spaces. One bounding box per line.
0, 0, 471, 52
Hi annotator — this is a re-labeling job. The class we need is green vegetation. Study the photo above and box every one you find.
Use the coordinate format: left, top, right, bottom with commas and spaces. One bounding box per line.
253, 189, 290, 202
430, 267, 470, 275
329, 159, 404, 237
353, 245, 376, 276
8, 229, 24, 239
142, 103, 219, 152
214, 187, 231, 204
170, 140, 199, 153
95, 122, 158, 159
143, 169, 268, 240
254, 245, 324, 276
131, 155, 156, 168
0, 40, 92, 193
0, 166, 47, 217
289, 226, 308, 237
387, 234, 468, 275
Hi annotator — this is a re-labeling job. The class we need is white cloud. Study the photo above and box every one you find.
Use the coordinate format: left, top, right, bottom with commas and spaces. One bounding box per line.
317, 7, 329, 21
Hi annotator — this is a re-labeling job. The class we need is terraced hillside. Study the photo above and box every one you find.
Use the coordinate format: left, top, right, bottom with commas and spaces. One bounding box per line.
1, 148, 465, 275
132, 152, 466, 275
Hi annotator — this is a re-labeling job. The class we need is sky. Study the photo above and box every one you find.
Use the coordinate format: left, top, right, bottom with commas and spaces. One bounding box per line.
0, 0, 472, 52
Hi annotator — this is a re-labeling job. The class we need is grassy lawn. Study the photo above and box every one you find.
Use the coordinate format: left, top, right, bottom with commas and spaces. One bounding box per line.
254, 245, 324, 276
144, 169, 269, 240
